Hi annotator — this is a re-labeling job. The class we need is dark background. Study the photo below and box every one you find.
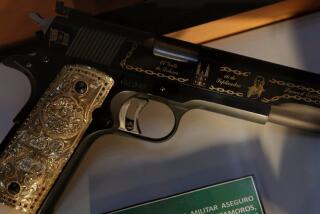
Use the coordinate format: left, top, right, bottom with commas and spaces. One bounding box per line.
99, 0, 281, 34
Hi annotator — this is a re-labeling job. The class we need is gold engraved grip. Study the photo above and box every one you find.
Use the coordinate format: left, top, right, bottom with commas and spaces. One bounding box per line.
0, 65, 114, 213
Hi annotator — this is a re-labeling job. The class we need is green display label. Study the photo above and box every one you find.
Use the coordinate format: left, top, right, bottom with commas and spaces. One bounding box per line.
109, 176, 264, 214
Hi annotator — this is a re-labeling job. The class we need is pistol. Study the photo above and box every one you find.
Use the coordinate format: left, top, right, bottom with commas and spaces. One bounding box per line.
1, 4, 320, 214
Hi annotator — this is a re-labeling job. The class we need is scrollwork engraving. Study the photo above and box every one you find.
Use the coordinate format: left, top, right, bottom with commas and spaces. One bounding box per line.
0, 65, 114, 213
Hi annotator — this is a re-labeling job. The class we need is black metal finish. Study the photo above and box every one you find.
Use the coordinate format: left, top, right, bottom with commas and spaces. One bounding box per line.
1, 9, 319, 214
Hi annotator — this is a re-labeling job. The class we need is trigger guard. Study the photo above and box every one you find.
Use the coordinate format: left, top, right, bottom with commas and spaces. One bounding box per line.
111, 91, 187, 143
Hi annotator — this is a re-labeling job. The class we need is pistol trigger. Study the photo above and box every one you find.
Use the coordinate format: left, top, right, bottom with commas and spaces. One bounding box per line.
119, 97, 149, 135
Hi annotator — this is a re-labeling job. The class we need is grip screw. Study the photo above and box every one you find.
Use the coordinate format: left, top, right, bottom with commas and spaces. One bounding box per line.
8, 182, 20, 195
74, 81, 88, 94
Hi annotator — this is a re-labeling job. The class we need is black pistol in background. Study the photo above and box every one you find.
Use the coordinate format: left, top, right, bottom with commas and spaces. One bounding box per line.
0, 2, 320, 214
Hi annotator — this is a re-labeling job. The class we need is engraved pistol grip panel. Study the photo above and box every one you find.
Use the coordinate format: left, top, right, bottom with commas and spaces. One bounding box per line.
0, 65, 114, 213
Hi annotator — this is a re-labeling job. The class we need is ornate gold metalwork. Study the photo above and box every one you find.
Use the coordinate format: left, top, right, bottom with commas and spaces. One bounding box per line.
262, 94, 320, 105
120, 43, 189, 83
220, 66, 251, 77
209, 85, 244, 97
263, 78, 320, 105
247, 76, 265, 99
0, 65, 114, 213
194, 63, 210, 87
269, 78, 320, 95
